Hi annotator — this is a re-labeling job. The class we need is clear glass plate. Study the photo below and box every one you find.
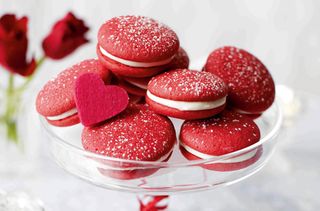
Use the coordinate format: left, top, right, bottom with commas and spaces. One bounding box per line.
40, 102, 282, 195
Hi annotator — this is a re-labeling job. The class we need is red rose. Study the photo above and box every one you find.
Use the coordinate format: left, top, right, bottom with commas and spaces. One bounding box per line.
0, 14, 36, 76
42, 12, 89, 59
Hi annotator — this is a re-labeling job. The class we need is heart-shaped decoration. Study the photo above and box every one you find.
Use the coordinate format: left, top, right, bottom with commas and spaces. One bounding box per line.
75, 73, 129, 126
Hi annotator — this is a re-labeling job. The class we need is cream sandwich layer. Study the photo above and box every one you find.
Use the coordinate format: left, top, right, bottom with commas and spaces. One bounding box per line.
180, 143, 258, 163
125, 79, 148, 90
104, 148, 174, 171
233, 108, 261, 115
147, 91, 226, 111
99, 46, 174, 68
46, 108, 78, 121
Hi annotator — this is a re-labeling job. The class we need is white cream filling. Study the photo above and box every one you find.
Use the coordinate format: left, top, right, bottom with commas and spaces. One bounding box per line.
156, 148, 173, 162
181, 143, 257, 163
99, 46, 174, 68
233, 108, 260, 115
105, 148, 173, 171
46, 108, 78, 121
125, 79, 148, 90
147, 91, 226, 111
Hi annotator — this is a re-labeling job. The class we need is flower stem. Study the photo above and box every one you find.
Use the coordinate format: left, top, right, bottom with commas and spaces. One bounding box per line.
17, 56, 46, 92
1, 56, 46, 145
5, 73, 19, 144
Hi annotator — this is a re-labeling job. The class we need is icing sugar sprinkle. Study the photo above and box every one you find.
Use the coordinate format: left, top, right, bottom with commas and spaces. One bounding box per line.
82, 105, 175, 161
149, 69, 227, 99
36, 59, 107, 116
185, 113, 259, 140
181, 111, 260, 154
100, 16, 179, 59
205, 46, 275, 106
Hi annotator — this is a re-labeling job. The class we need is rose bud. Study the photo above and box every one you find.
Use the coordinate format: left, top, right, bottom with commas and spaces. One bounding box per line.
0, 14, 36, 76
42, 12, 89, 60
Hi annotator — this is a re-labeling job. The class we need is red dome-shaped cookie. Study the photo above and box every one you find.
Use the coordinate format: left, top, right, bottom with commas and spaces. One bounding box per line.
98, 15, 179, 62
97, 16, 180, 77
180, 110, 260, 156
204, 46, 275, 114
36, 59, 111, 126
180, 110, 261, 171
146, 69, 228, 119
180, 145, 262, 172
82, 104, 176, 179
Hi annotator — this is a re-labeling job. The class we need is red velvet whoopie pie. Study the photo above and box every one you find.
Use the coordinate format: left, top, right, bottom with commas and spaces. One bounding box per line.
36, 59, 111, 127
81, 104, 176, 180
204, 46, 275, 115
97, 15, 180, 78
180, 110, 261, 171
146, 69, 228, 120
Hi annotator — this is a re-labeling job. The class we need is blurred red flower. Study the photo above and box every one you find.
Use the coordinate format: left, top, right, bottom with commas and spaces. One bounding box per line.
0, 14, 36, 76
42, 12, 89, 60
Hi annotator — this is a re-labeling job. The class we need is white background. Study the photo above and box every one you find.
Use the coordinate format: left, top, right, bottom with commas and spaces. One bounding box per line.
1, 0, 320, 94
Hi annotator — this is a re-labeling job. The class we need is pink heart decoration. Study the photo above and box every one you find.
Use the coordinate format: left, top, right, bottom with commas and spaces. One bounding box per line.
75, 73, 129, 126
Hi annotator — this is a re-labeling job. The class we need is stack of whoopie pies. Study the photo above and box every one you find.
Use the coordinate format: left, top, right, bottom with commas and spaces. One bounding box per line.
36, 15, 275, 179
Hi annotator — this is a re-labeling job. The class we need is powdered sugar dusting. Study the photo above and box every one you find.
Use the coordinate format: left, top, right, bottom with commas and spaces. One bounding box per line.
180, 111, 260, 155
98, 16, 179, 62
148, 69, 227, 101
82, 105, 176, 161
36, 59, 109, 116
204, 46, 275, 112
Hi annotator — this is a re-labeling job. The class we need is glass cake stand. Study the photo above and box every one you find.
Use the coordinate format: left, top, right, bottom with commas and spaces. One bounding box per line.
40, 101, 282, 210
